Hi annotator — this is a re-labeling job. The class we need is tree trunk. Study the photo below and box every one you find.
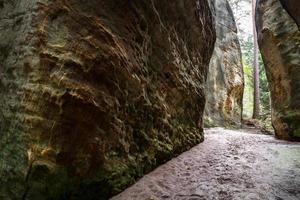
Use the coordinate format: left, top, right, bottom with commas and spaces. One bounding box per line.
252, 0, 260, 119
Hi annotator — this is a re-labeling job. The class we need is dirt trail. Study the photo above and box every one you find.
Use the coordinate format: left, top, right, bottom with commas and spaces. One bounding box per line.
111, 128, 300, 200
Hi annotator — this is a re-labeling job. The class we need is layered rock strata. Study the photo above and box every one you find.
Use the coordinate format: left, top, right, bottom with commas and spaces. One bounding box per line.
0, 0, 215, 199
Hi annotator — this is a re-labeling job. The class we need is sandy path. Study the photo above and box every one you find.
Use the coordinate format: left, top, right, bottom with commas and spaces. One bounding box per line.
111, 128, 300, 200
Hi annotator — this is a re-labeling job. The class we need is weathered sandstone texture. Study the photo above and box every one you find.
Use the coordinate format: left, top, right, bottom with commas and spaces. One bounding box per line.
0, 0, 215, 199
279, 0, 300, 28
256, 0, 300, 140
204, 0, 244, 128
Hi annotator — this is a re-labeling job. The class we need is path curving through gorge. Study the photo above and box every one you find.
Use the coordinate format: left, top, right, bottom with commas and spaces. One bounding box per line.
112, 128, 300, 200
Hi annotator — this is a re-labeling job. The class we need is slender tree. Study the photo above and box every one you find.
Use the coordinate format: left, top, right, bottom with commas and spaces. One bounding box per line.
252, 0, 260, 119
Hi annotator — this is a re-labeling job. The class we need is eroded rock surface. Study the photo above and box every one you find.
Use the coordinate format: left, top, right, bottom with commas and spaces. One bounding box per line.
256, 0, 300, 140
0, 0, 215, 199
204, 0, 244, 128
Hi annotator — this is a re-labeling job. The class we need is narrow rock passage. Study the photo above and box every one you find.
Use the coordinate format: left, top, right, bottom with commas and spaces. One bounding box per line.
111, 128, 300, 200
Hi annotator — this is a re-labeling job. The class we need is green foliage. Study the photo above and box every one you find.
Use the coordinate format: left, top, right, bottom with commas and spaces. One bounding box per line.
241, 37, 254, 118
259, 54, 271, 118
229, 0, 273, 132
242, 62, 253, 118
240, 35, 270, 120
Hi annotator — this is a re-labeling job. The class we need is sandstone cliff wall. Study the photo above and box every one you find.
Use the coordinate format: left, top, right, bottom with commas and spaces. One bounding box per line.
256, 0, 300, 140
204, 0, 244, 128
0, 0, 215, 199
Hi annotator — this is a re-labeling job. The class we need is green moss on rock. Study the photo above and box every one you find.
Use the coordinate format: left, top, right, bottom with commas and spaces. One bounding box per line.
292, 129, 300, 137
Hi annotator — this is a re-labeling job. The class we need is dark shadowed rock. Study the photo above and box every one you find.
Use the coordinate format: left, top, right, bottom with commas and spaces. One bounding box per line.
279, 0, 300, 28
256, 0, 300, 140
0, 0, 215, 199
204, 0, 244, 128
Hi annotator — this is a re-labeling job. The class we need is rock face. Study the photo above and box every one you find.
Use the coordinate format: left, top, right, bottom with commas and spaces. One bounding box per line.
256, 0, 300, 140
0, 0, 215, 199
204, 0, 244, 128
279, 0, 300, 28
